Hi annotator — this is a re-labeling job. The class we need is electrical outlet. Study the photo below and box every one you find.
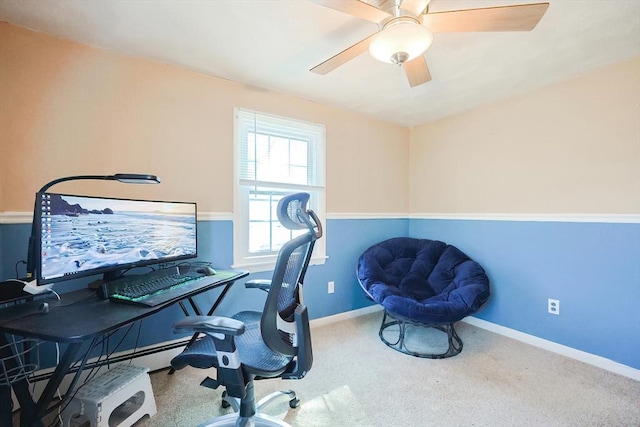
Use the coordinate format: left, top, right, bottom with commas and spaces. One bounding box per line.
328, 281, 335, 294
548, 298, 560, 315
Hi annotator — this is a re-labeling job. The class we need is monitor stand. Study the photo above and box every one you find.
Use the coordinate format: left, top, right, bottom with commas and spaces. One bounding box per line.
93, 270, 124, 299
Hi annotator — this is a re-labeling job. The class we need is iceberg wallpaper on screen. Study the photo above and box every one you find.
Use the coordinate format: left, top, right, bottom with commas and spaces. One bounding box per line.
39, 193, 197, 281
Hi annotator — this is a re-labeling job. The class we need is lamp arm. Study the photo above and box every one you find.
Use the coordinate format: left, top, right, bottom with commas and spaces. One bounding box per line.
25, 173, 160, 279
37, 175, 118, 193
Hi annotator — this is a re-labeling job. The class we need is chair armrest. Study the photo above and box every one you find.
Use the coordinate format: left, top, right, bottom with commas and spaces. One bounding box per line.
173, 316, 247, 398
174, 315, 245, 336
245, 279, 272, 292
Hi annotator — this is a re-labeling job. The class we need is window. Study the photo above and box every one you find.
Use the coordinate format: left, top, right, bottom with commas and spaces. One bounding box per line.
233, 108, 326, 272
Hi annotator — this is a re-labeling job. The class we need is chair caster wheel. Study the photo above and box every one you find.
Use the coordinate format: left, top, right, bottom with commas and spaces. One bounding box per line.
289, 397, 300, 408
221, 391, 231, 408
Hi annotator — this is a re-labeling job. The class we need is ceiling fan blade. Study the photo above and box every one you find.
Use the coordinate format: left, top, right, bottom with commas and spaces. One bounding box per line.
422, 3, 550, 32
403, 55, 432, 87
399, 0, 431, 16
310, 0, 391, 23
311, 33, 377, 75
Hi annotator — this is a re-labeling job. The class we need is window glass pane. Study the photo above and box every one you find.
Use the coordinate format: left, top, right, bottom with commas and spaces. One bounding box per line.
249, 222, 271, 253
248, 189, 290, 254
254, 134, 269, 181
290, 166, 307, 185
269, 137, 290, 182
270, 194, 283, 219
272, 223, 290, 249
249, 197, 270, 221
290, 140, 307, 166
250, 134, 312, 185
245, 132, 256, 180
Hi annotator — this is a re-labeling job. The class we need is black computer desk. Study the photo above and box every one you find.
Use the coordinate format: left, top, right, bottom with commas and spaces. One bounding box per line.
0, 268, 248, 427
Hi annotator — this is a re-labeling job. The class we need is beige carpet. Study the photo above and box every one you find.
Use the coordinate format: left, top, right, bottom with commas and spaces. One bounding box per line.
134, 312, 640, 427
25, 312, 640, 426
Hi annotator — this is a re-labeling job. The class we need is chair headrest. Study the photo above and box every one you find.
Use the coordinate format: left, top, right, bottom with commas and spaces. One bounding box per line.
277, 192, 310, 230
277, 192, 322, 239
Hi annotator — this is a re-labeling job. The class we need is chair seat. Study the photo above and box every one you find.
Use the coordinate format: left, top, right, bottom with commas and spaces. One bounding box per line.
382, 279, 490, 325
232, 311, 293, 376
171, 311, 293, 378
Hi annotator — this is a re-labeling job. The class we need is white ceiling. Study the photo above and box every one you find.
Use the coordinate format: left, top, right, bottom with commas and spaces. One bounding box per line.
1, 0, 639, 127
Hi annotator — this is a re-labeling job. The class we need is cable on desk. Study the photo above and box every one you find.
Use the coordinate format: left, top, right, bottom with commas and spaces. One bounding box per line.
2, 278, 60, 303
46, 334, 106, 427
127, 318, 144, 365
55, 343, 63, 426
48, 327, 112, 426
14, 260, 26, 279
2, 292, 100, 326
43, 336, 104, 425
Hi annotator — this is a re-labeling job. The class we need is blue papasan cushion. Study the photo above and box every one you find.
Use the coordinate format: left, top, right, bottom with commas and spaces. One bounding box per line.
357, 237, 490, 325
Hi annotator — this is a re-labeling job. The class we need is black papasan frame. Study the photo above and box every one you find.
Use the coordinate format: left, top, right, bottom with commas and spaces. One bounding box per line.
378, 310, 463, 359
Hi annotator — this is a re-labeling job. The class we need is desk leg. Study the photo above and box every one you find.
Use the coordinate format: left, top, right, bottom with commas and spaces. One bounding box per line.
16, 342, 83, 427
178, 301, 190, 317
31, 342, 83, 424
204, 281, 235, 317
0, 334, 41, 427
167, 281, 236, 375
0, 384, 13, 427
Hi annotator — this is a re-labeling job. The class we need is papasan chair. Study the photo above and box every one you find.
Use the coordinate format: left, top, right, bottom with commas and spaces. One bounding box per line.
357, 237, 490, 358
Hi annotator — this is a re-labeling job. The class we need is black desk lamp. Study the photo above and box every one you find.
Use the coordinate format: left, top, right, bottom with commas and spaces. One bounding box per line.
25, 173, 161, 281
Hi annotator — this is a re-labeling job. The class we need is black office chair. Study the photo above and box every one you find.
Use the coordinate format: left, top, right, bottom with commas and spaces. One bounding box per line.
171, 192, 323, 427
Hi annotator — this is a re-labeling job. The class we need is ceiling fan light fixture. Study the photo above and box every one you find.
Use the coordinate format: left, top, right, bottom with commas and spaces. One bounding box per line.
369, 18, 433, 65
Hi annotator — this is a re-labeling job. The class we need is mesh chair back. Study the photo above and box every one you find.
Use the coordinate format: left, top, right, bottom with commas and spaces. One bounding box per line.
261, 193, 322, 358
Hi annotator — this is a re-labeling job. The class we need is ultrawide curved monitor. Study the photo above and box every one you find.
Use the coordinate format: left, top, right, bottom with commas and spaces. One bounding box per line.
36, 192, 197, 285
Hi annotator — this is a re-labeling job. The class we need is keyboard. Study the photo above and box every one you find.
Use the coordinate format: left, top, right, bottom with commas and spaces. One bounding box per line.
108, 267, 206, 307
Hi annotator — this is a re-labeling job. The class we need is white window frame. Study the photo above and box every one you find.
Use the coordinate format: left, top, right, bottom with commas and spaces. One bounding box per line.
232, 108, 326, 273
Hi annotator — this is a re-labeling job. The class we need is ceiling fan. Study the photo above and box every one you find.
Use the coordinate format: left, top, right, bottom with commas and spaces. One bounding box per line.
310, 0, 550, 87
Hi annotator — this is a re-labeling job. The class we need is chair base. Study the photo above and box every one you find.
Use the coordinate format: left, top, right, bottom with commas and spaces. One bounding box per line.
199, 382, 299, 427
198, 412, 288, 427
378, 311, 463, 359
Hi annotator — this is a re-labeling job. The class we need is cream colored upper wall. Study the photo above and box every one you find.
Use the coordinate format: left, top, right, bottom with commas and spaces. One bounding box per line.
0, 23, 409, 214
410, 57, 640, 214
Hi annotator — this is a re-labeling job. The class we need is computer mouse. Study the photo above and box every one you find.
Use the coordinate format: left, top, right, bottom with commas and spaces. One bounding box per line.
196, 266, 217, 276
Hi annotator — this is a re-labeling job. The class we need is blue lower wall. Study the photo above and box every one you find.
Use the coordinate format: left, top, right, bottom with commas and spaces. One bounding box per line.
1, 217, 638, 370
410, 219, 640, 370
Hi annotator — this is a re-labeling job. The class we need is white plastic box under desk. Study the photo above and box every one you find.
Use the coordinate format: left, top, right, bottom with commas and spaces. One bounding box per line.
62, 364, 157, 427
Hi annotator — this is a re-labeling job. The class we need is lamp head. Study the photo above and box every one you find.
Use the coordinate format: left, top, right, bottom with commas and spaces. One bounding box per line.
112, 174, 161, 184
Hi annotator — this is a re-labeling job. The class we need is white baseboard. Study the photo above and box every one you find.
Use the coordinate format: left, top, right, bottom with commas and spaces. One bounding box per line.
309, 305, 383, 328
461, 316, 640, 381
